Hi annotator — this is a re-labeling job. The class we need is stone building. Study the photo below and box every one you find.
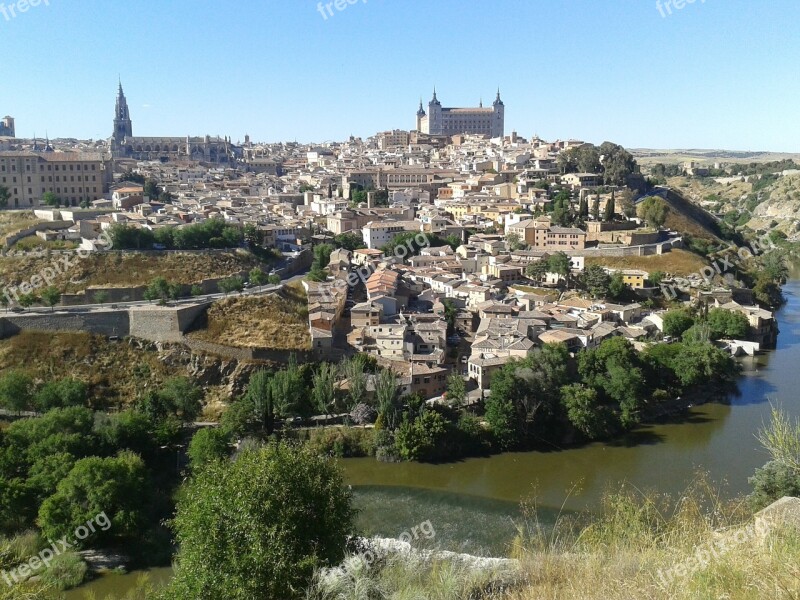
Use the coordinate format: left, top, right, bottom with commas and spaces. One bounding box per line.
415, 89, 504, 138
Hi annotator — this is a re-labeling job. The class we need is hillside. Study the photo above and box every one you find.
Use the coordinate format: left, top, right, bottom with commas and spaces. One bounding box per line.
0, 249, 262, 293
187, 286, 311, 351
666, 173, 800, 240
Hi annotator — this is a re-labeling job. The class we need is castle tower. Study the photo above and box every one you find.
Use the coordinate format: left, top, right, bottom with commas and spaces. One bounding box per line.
492, 88, 505, 138
112, 81, 133, 148
0, 116, 15, 138
415, 98, 426, 132
427, 88, 442, 135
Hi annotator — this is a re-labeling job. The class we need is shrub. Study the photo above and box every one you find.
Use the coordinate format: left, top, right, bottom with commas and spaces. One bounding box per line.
37, 551, 88, 590
303, 427, 376, 458
748, 460, 800, 511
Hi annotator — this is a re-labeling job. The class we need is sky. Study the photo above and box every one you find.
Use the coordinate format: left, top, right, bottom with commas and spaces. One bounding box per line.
1, 0, 798, 151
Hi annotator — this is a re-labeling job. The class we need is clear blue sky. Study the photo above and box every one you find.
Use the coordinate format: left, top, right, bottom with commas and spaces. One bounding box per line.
1, 0, 797, 151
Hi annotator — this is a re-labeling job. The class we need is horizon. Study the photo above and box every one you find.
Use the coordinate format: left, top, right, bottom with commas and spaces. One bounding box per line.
1, 0, 798, 152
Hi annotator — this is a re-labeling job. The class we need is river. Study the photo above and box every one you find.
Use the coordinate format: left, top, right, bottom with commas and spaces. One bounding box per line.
68, 280, 800, 597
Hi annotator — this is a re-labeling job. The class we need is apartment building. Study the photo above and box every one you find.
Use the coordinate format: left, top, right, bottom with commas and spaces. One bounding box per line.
0, 151, 110, 208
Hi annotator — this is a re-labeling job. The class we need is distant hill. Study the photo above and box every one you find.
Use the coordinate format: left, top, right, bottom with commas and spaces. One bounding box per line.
632, 149, 800, 165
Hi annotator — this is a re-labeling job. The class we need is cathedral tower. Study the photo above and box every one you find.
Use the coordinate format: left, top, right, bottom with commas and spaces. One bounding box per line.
112, 81, 133, 148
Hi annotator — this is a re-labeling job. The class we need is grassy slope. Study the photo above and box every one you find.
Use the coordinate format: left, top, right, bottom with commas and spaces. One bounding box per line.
0, 331, 188, 406
0, 211, 41, 243
0, 249, 261, 292
188, 286, 311, 351
585, 249, 708, 277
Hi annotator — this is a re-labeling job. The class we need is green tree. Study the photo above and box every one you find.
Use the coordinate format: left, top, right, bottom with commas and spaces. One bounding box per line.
526, 260, 548, 282
591, 194, 600, 220
33, 378, 88, 412
267, 274, 282, 285
506, 232, 524, 251
159, 377, 203, 423
42, 192, 61, 208
17, 292, 37, 309
93, 290, 110, 305
582, 265, 611, 298
547, 252, 572, 288
760, 249, 789, 283
38, 451, 149, 547
603, 190, 616, 222
243, 223, 261, 248
0, 370, 34, 413
707, 308, 750, 340
578, 337, 645, 428
243, 369, 275, 435
342, 356, 367, 410
311, 362, 337, 422
333, 233, 366, 251
0, 185, 10, 208
143, 277, 171, 303
166, 442, 355, 600
662, 309, 695, 338
561, 384, 616, 440
374, 369, 401, 431
446, 373, 466, 407
608, 272, 627, 300
636, 196, 670, 229
187, 427, 232, 471
40, 286, 61, 311
249, 267, 267, 287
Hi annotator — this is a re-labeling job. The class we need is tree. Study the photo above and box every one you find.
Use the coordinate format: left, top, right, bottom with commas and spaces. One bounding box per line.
342, 356, 366, 410
442, 299, 458, 335
190, 284, 204, 297
143, 277, 171, 303
187, 427, 232, 471
636, 196, 670, 229
93, 290, 110, 305
603, 190, 616, 222
267, 274, 282, 285
42, 192, 61, 208
311, 362, 337, 423
165, 442, 355, 600
249, 267, 267, 287
38, 451, 149, 547
33, 378, 88, 412
18, 292, 37, 309
582, 265, 611, 298
0, 370, 34, 413
40, 286, 61, 311
578, 337, 646, 428
159, 377, 203, 423
547, 252, 572, 287
244, 369, 275, 435
662, 309, 695, 338
591, 194, 600, 220
707, 308, 750, 340
748, 460, 800, 511
506, 232, 524, 251
561, 384, 616, 440
526, 260, 548, 282
218, 275, 244, 296
333, 233, 366, 251
243, 223, 261, 248
144, 180, 160, 199
608, 272, 627, 300
760, 249, 789, 283
0, 185, 10, 208
446, 373, 466, 407
270, 355, 309, 419
374, 369, 400, 431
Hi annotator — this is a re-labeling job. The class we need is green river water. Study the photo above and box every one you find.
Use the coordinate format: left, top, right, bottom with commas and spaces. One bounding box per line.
67, 280, 800, 598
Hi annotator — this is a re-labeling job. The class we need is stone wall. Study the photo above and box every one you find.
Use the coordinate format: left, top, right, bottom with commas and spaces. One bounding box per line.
0, 310, 130, 338
129, 303, 212, 343
3, 220, 74, 248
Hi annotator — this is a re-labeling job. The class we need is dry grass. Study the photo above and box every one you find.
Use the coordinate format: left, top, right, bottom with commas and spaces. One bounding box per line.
585, 249, 708, 277
0, 250, 260, 292
507, 476, 800, 600
0, 211, 41, 243
0, 331, 189, 406
189, 289, 311, 351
